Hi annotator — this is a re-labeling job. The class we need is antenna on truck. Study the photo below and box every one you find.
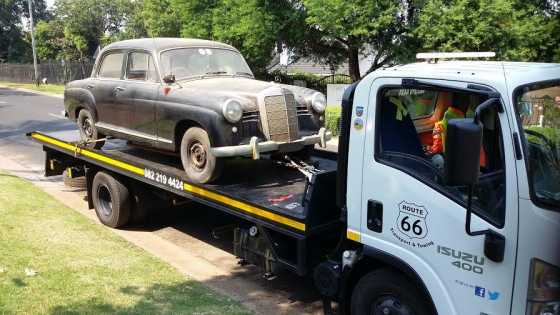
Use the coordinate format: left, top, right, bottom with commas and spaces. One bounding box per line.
416, 52, 495, 63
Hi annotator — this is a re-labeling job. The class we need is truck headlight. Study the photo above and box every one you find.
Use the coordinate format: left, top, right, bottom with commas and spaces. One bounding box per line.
222, 99, 243, 123
527, 259, 560, 315
310, 92, 326, 114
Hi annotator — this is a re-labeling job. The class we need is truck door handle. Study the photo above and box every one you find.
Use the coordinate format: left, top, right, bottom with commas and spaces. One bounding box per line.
367, 200, 383, 233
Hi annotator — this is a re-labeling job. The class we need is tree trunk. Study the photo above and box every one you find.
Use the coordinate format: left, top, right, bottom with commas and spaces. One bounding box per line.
348, 46, 360, 82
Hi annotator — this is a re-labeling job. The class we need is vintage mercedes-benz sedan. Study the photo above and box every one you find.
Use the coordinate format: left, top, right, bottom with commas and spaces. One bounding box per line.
64, 38, 330, 183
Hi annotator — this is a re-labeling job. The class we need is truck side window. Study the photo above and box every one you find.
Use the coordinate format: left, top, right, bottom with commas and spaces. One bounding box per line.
126, 52, 158, 82
376, 87, 506, 227
98, 53, 124, 79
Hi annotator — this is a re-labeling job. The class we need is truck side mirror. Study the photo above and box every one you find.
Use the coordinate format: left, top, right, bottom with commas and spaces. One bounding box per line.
445, 117, 505, 263
444, 119, 482, 186
163, 74, 176, 84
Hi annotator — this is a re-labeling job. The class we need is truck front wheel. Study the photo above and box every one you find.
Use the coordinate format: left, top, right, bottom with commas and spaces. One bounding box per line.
351, 269, 432, 315
92, 171, 131, 228
180, 127, 223, 184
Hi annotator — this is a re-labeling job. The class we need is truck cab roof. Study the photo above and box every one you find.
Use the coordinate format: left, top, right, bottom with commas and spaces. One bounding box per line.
377, 61, 560, 89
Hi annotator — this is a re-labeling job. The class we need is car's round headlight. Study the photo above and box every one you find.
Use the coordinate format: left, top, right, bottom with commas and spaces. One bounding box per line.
222, 99, 243, 123
311, 92, 327, 114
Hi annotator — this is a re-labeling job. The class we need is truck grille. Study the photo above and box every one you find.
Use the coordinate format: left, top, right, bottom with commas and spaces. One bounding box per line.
262, 92, 299, 142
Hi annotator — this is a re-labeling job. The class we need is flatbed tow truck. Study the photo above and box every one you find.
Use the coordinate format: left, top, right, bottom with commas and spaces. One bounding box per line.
29, 56, 560, 315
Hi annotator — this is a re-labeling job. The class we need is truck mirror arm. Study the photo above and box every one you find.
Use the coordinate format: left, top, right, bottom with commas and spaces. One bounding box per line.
464, 184, 506, 263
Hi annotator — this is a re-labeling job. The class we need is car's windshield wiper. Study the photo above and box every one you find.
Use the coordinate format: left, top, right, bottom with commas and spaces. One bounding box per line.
204, 71, 228, 76
235, 71, 253, 77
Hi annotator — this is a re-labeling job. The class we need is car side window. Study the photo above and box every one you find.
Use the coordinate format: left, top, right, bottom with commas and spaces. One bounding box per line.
126, 52, 158, 82
376, 87, 506, 227
98, 53, 124, 79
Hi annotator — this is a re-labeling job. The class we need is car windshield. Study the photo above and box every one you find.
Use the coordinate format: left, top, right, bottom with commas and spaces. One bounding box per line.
160, 48, 253, 80
515, 82, 560, 209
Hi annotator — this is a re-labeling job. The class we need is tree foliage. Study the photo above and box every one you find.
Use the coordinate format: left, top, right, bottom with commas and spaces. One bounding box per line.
0, 0, 49, 62
415, 0, 560, 63
4, 0, 560, 81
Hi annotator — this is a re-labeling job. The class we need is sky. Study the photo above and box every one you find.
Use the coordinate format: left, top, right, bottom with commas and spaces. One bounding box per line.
46, 0, 55, 8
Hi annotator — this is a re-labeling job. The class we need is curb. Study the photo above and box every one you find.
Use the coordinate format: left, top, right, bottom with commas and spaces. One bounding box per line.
0, 84, 63, 99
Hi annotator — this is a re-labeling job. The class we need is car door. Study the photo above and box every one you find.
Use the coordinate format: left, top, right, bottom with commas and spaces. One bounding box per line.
94, 51, 130, 129
121, 51, 160, 146
357, 77, 519, 314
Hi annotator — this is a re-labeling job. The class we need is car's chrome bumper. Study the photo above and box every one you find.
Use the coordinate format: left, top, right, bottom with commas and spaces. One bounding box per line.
210, 127, 332, 159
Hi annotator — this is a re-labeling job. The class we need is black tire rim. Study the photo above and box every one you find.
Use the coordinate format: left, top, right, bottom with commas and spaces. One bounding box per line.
188, 141, 207, 171
81, 117, 94, 139
370, 296, 414, 315
97, 184, 113, 217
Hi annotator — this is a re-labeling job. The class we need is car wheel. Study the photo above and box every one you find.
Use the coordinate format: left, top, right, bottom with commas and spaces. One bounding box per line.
92, 171, 131, 228
77, 109, 105, 149
351, 269, 432, 315
180, 127, 223, 184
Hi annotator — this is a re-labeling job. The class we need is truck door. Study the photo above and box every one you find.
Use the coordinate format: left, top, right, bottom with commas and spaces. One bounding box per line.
354, 77, 519, 314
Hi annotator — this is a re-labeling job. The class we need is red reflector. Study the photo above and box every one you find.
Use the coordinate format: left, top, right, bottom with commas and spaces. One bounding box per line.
163, 86, 171, 96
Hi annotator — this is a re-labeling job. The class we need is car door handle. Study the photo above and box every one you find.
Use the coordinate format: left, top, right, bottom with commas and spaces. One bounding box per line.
86, 84, 95, 89
113, 86, 125, 92
367, 200, 383, 233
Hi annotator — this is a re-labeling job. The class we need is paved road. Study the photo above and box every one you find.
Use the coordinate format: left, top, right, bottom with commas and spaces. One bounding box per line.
0, 86, 325, 315
0, 87, 73, 169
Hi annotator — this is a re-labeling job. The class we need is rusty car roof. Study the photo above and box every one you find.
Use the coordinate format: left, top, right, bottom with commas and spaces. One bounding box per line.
102, 38, 238, 53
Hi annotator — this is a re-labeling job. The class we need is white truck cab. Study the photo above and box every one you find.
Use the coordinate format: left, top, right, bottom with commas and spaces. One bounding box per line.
344, 61, 560, 315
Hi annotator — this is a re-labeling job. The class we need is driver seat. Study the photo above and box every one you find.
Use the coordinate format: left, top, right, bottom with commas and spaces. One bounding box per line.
380, 97, 425, 158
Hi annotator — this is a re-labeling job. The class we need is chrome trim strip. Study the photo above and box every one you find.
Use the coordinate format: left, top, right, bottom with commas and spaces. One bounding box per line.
95, 122, 173, 144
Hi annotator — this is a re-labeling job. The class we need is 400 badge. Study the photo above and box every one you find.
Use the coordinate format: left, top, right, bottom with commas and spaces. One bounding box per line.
390, 201, 434, 248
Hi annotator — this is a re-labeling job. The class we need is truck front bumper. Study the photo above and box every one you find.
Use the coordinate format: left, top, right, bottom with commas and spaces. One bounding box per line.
210, 127, 331, 159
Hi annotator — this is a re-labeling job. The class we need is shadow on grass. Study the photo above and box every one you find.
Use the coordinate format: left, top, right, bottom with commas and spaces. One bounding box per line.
49, 282, 244, 315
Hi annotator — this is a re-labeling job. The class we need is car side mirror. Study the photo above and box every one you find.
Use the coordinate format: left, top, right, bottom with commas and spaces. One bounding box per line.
163, 74, 176, 84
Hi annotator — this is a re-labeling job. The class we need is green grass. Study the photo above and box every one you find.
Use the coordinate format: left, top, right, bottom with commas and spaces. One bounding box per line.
0, 172, 250, 315
0, 81, 65, 96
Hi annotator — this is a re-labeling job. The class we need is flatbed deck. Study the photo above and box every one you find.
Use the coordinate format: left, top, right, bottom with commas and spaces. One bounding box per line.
29, 130, 340, 237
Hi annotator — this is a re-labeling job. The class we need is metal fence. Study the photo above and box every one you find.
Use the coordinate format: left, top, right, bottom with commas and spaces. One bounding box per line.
0, 60, 94, 84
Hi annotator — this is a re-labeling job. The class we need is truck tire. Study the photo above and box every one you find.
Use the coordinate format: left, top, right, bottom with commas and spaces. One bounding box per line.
77, 109, 105, 149
351, 269, 432, 315
180, 127, 223, 184
62, 169, 86, 189
92, 171, 131, 228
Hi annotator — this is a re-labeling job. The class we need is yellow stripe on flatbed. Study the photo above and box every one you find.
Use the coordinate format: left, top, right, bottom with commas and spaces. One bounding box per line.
184, 183, 306, 231
347, 229, 361, 242
31, 132, 306, 232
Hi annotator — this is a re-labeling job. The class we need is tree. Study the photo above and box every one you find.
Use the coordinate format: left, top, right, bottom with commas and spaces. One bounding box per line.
0, 0, 49, 63
143, 0, 181, 37
52, 0, 136, 58
415, 0, 560, 63
302, 0, 419, 81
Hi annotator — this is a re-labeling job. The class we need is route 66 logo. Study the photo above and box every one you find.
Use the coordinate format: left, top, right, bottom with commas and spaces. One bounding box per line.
396, 201, 428, 239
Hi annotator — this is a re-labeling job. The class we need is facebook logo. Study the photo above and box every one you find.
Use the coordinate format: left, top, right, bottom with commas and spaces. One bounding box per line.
475, 286, 486, 298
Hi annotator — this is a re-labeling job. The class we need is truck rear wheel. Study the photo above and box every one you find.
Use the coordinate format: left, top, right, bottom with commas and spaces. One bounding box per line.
351, 269, 432, 315
77, 109, 104, 149
180, 127, 223, 184
92, 171, 131, 228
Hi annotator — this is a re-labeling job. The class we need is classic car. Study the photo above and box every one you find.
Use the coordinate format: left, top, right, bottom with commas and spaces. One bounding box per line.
64, 38, 330, 183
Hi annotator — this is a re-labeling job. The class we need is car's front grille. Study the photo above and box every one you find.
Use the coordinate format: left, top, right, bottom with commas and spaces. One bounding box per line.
262, 93, 299, 142
296, 105, 310, 116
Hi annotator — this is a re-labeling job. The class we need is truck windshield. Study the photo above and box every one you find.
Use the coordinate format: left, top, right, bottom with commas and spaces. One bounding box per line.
160, 48, 253, 80
515, 82, 560, 210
